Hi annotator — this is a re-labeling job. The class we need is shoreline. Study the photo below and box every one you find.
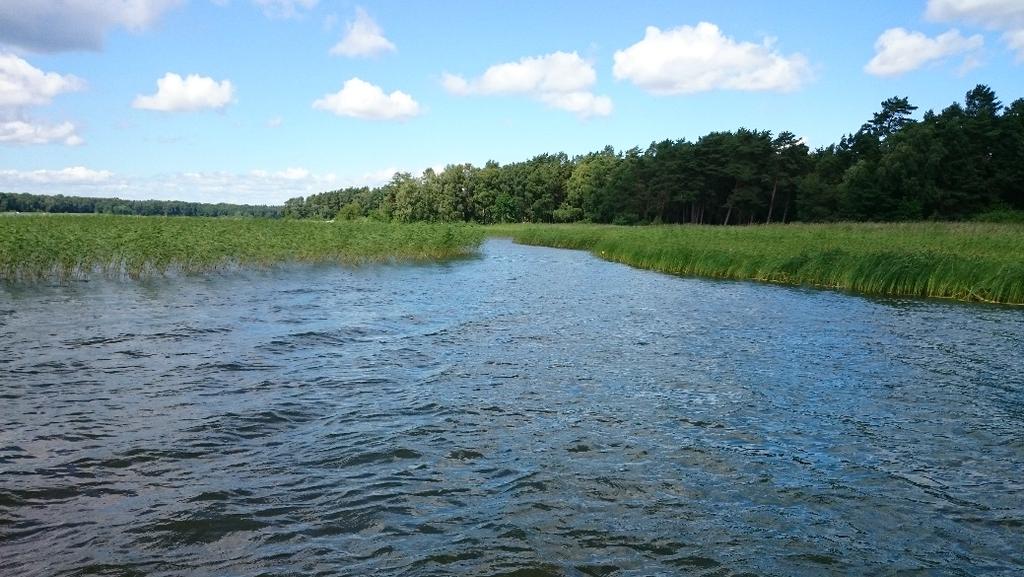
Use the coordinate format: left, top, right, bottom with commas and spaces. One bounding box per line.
487, 223, 1024, 306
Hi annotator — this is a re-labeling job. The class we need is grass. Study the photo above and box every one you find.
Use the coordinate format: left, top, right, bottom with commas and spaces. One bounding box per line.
4, 215, 1022, 305
0, 214, 484, 282
488, 222, 1024, 305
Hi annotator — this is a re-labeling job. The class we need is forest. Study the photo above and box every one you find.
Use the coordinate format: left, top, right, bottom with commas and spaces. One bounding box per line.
0, 192, 283, 218
283, 84, 1023, 225
3, 85, 1021, 226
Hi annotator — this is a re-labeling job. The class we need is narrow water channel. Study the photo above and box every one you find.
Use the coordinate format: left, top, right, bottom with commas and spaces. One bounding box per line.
2, 239, 1022, 576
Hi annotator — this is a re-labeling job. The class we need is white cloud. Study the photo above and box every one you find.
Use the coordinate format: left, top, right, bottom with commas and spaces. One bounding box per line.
0, 166, 350, 205
540, 92, 613, 118
440, 73, 470, 94
355, 167, 399, 187
133, 73, 235, 112
252, 167, 310, 180
0, 120, 83, 146
0, 166, 112, 186
927, 0, 1024, 60
171, 169, 340, 203
0, 166, 331, 204
0, 53, 85, 107
330, 7, 396, 58
444, 52, 594, 95
313, 77, 420, 120
0, 0, 182, 53
267, 116, 283, 128
0, 54, 84, 147
442, 51, 612, 118
1006, 29, 1024, 60
254, 0, 318, 19
612, 22, 811, 94
957, 53, 984, 75
0, 164, 423, 204
865, 28, 983, 76
927, 0, 1024, 27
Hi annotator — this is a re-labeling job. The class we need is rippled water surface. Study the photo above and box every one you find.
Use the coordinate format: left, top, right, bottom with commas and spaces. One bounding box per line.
2, 239, 1023, 576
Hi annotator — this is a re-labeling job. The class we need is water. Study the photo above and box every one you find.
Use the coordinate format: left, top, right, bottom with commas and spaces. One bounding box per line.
2, 239, 1022, 577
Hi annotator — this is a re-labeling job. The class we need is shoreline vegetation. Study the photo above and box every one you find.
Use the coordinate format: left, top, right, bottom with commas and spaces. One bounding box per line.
490, 222, 1024, 306
0, 215, 483, 282
2, 214, 1022, 306
1, 87, 1021, 303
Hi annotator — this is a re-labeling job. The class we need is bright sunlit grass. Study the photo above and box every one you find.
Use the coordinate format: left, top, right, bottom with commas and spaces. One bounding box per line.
489, 222, 1024, 305
0, 214, 484, 282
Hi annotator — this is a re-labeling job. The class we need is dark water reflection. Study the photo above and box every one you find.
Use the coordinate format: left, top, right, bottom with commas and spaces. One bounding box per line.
1, 239, 1022, 576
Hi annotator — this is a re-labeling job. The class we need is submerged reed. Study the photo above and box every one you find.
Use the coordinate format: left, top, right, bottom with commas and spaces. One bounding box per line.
490, 222, 1024, 305
0, 215, 484, 282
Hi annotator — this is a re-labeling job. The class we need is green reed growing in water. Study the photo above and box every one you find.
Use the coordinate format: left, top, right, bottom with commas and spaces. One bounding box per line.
490, 222, 1024, 305
4, 215, 1022, 304
0, 215, 484, 282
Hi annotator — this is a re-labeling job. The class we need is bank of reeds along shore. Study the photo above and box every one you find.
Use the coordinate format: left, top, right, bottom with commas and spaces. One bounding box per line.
0, 214, 484, 282
491, 222, 1024, 305
5, 214, 1022, 305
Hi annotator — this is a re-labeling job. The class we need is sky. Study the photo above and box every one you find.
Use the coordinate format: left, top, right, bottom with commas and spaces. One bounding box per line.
1, 0, 1023, 205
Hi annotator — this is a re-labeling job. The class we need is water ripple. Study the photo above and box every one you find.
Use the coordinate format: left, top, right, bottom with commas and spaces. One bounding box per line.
2, 239, 1023, 576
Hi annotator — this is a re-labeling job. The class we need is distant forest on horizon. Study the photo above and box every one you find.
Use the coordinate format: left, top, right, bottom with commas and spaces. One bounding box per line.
0, 194, 283, 218
4, 84, 1022, 225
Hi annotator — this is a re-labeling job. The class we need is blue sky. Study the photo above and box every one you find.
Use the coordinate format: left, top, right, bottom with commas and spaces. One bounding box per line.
1, 0, 1023, 204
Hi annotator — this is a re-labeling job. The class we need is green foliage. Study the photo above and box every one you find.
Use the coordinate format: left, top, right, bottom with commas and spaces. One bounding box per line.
0, 215, 484, 282
0, 192, 282, 217
336, 201, 363, 221
972, 208, 1024, 223
281, 83, 1022, 227
491, 222, 1024, 305
8, 84, 1020, 229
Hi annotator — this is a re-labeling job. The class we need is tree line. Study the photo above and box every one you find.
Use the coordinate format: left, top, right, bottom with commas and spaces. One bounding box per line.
0, 193, 283, 218
285, 84, 1022, 224
4, 84, 1020, 225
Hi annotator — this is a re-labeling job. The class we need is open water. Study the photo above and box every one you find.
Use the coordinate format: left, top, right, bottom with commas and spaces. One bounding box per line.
1, 239, 1022, 576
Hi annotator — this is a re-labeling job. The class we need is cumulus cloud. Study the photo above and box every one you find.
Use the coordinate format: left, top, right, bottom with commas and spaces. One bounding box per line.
927, 0, 1024, 60
0, 166, 113, 186
612, 22, 811, 94
0, 164, 420, 204
1006, 29, 1024, 58
133, 73, 235, 112
254, 0, 318, 19
330, 7, 396, 57
0, 54, 85, 146
439, 73, 470, 94
0, 53, 85, 107
865, 28, 983, 76
251, 167, 310, 180
354, 167, 401, 187
158, 169, 343, 204
313, 77, 420, 120
539, 92, 613, 118
0, 120, 83, 146
442, 51, 612, 118
444, 52, 595, 95
927, 0, 1024, 27
0, 166, 353, 205
0, 0, 182, 53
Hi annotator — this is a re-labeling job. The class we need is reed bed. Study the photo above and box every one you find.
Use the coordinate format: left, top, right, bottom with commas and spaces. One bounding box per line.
0, 214, 484, 282
490, 222, 1024, 305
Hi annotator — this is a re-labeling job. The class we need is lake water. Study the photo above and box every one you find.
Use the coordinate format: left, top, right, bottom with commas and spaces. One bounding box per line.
2, 238, 1022, 576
